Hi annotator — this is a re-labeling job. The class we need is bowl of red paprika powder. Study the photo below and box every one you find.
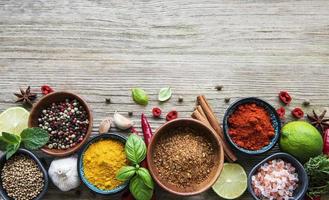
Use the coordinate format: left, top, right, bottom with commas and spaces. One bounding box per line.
223, 97, 281, 155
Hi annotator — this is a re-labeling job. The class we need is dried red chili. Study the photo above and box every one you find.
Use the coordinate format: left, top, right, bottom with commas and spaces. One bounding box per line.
41, 85, 54, 95
166, 110, 178, 121
279, 91, 292, 105
291, 107, 304, 119
152, 107, 162, 118
276, 107, 286, 119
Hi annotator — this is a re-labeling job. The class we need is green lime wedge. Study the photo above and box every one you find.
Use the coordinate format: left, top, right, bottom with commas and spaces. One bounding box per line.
0, 107, 29, 135
212, 163, 247, 199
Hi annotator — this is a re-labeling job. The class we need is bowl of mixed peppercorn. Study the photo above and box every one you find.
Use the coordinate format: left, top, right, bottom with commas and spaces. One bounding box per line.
28, 91, 93, 157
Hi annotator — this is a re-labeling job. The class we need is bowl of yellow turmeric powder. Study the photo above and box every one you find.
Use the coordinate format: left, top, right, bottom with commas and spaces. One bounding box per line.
78, 133, 128, 195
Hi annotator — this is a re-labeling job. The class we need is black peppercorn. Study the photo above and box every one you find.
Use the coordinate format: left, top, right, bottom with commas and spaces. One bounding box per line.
105, 98, 111, 104
215, 85, 223, 91
224, 97, 231, 103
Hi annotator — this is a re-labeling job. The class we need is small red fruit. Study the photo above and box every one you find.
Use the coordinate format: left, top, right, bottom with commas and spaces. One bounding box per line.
152, 107, 162, 118
291, 107, 304, 119
41, 85, 54, 95
279, 91, 292, 105
166, 110, 178, 121
276, 107, 286, 119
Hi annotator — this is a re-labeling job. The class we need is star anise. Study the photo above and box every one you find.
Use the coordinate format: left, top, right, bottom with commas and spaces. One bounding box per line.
14, 86, 37, 106
307, 109, 329, 133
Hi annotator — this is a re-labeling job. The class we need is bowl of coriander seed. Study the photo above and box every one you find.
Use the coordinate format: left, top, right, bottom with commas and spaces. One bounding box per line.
0, 148, 49, 200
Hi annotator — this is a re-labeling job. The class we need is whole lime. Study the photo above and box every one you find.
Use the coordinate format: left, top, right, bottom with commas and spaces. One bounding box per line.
280, 121, 323, 163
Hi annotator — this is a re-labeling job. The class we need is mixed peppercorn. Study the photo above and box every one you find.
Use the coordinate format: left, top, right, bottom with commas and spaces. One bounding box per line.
38, 98, 89, 150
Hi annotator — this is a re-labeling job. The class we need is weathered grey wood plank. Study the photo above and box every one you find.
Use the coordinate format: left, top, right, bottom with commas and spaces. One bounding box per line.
0, 0, 329, 199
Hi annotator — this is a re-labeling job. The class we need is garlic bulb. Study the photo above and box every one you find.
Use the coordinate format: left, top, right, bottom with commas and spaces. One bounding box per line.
113, 111, 133, 130
48, 156, 80, 192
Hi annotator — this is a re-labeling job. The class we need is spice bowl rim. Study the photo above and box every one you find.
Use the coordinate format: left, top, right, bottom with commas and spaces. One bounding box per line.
28, 91, 93, 157
147, 118, 225, 196
0, 148, 49, 200
222, 97, 281, 155
247, 152, 309, 200
78, 133, 129, 195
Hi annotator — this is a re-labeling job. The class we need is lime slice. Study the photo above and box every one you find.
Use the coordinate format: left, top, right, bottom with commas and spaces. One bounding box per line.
0, 107, 29, 135
212, 163, 247, 199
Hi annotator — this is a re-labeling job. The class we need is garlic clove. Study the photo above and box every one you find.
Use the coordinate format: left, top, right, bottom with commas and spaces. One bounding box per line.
99, 117, 112, 134
113, 111, 134, 130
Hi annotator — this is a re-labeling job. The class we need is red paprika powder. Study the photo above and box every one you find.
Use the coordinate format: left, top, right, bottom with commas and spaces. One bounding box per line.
228, 103, 275, 150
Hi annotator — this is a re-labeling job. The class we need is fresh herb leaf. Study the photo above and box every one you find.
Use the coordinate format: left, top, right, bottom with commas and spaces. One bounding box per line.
5, 143, 19, 160
125, 134, 146, 164
129, 176, 153, 200
158, 87, 172, 102
21, 128, 49, 150
2, 132, 21, 144
0, 136, 8, 151
116, 166, 136, 181
136, 167, 154, 189
132, 88, 149, 106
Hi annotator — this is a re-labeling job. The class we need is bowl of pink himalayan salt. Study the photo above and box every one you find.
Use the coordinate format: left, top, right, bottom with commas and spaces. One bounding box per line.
248, 152, 308, 200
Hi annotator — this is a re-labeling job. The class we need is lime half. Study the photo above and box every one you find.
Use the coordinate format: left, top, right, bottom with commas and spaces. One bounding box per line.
0, 107, 29, 135
212, 163, 247, 199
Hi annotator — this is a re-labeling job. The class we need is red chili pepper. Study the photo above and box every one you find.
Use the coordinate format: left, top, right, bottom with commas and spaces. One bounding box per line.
152, 107, 162, 118
291, 107, 304, 119
276, 107, 286, 119
141, 113, 153, 147
279, 91, 292, 105
41, 85, 54, 95
323, 129, 329, 155
166, 110, 178, 121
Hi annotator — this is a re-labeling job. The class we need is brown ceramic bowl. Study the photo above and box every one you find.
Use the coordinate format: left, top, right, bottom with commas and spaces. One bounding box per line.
28, 91, 93, 157
147, 118, 224, 196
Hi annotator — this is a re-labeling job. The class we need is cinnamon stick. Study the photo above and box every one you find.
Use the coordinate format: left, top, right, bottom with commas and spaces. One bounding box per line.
196, 95, 237, 162
196, 105, 207, 119
192, 109, 232, 162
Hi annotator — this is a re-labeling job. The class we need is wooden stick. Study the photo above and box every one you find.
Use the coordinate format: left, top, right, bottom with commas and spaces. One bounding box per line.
192, 109, 232, 162
196, 95, 237, 162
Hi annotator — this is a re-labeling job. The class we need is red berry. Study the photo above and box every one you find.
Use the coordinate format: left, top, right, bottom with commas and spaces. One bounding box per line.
291, 107, 304, 119
276, 107, 286, 119
152, 107, 162, 118
279, 91, 292, 105
166, 110, 178, 121
41, 85, 54, 95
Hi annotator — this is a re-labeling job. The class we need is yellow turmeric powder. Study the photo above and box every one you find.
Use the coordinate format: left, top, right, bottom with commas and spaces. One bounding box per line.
83, 139, 127, 190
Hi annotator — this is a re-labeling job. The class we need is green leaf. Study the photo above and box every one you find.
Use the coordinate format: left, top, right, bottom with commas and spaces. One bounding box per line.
136, 167, 154, 189
2, 132, 21, 144
5, 143, 19, 160
132, 88, 149, 106
116, 166, 136, 181
158, 87, 172, 102
129, 176, 153, 200
125, 134, 146, 164
21, 128, 49, 150
0, 136, 8, 151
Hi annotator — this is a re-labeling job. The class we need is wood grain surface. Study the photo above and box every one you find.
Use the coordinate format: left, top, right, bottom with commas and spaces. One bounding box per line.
0, 0, 329, 199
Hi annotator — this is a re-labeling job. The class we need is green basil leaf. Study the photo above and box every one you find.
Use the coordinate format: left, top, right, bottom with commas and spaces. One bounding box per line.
132, 88, 149, 105
5, 143, 19, 160
2, 132, 21, 144
116, 166, 136, 181
136, 167, 154, 189
0, 136, 8, 151
21, 128, 49, 150
129, 176, 153, 200
158, 87, 172, 102
125, 134, 146, 164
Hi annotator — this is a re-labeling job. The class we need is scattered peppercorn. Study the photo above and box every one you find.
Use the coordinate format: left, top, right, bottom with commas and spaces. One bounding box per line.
1, 154, 44, 200
279, 91, 292, 105
215, 85, 223, 91
41, 85, 54, 95
152, 107, 162, 118
276, 107, 286, 119
105, 98, 111, 104
291, 107, 304, 119
38, 98, 89, 150
303, 100, 311, 107
128, 111, 133, 116
224, 97, 231, 103
178, 96, 184, 103
166, 110, 178, 121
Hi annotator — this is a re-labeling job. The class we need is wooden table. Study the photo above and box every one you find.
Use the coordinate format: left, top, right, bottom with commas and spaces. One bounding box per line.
1, 0, 329, 199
